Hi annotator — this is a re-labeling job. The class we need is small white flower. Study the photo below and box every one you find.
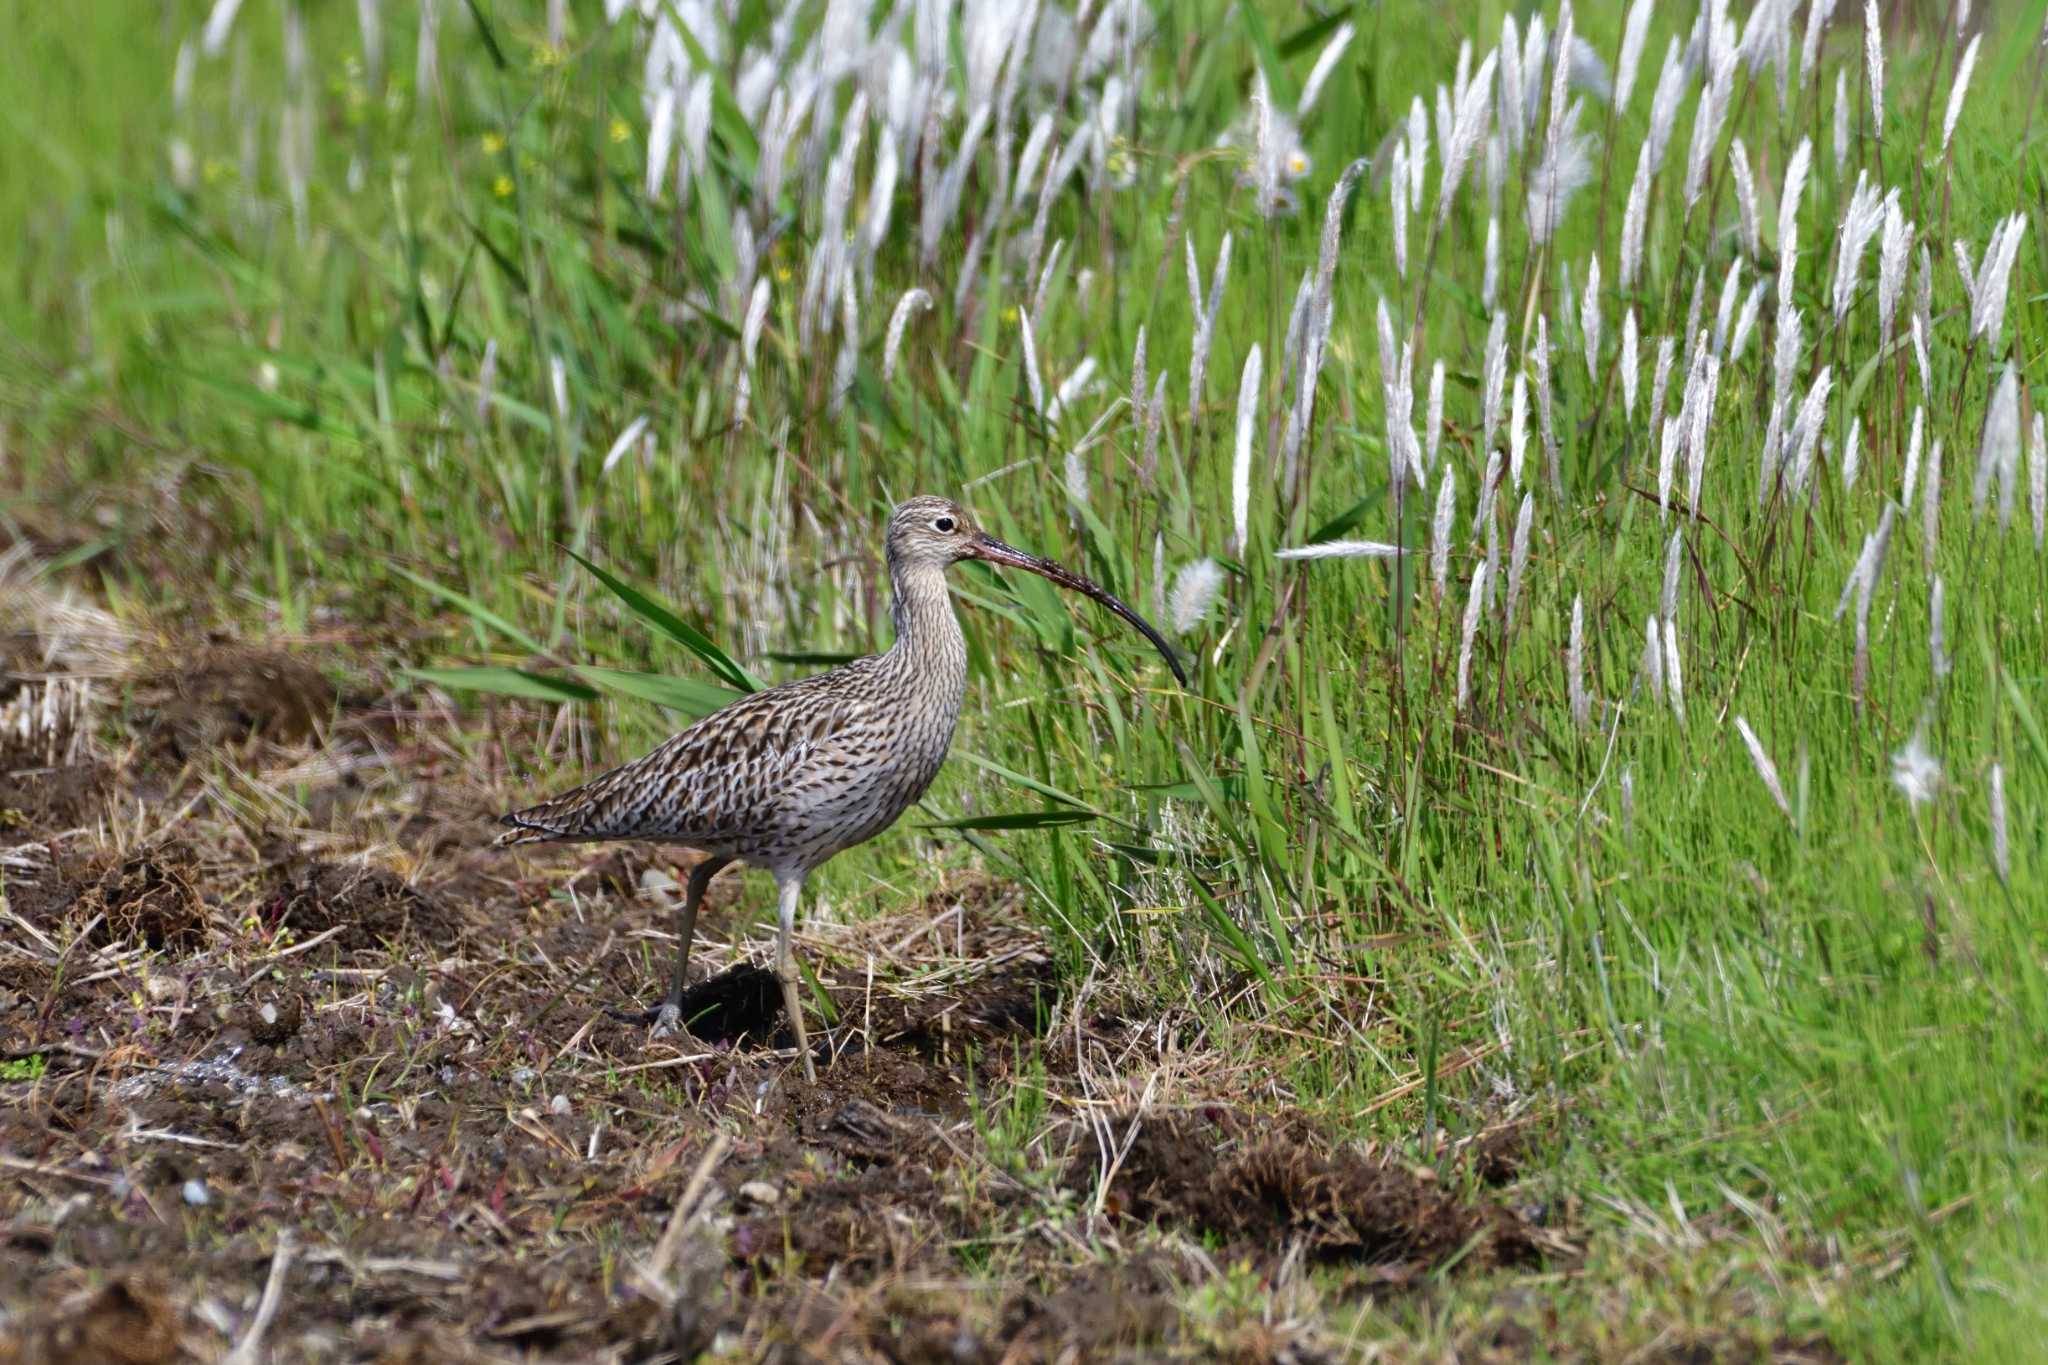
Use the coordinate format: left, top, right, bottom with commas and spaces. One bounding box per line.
1891, 724, 1942, 808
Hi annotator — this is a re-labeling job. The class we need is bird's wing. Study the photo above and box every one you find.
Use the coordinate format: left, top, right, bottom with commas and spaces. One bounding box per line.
495, 665, 887, 846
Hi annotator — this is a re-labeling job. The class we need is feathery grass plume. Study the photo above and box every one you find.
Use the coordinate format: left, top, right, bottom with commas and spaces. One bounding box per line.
1509, 371, 1529, 489
1863, 0, 1884, 131
1831, 68, 1850, 175
1650, 335, 1676, 430
1543, 4, 1574, 150
1232, 345, 1261, 552
1389, 145, 1410, 278
646, 85, 678, 198
1581, 255, 1602, 380
1483, 214, 1502, 309
1534, 316, 1561, 496
1456, 560, 1488, 711
1990, 762, 2010, 884
201, 0, 244, 55
1641, 614, 1664, 704
1891, 721, 1941, 808
1407, 93, 1430, 213
1482, 311, 1508, 456
1498, 12, 1525, 153
1313, 160, 1370, 317
1734, 717, 1793, 819
1712, 258, 1743, 355
1688, 356, 1720, 513
1786, 365, 1834, 498
1977, 363, 2021, 530
1476, 449, 1503, 534
1301, 21, 1357, 117
1031, 238, 1066, 330
1019, 315, 1045, 417
1970, 214, 2027, 350
1843, 419, 1862, 491
1568, 592, 1590, 729
1504, 493, 1534, 631
881, 288, 932, 383
1620, 766, 1636, 835
1620, 309, 1641, 419
600, 415, 650, 478
1484, 498, 1501, 608
1929, 574, 1950, 680
1281, 273, 1314, 381
1684, 46, 1735, 208
2030, 412, 2046, 551
1683, 265, 1708, 359
1835, 513, 1879, 622
1062, 449, 1091, 511
1799, 0, 1839, 86
1437, 50, 1498, 226
1661, 529, 1683, 624
1168, 559, 1223, 637
1953, 238, 1978, 311
416, 0, 440, 95
1129, 325, 1148, 427
1778, 136, 1811, 258
1658, 416, 1680, 522
1646, 37, 1685, 170
1922, 438, 1944, 574
1012, 112, 1055, 208
1730, 138, 1760, 257
1877, 199, 1910, 340
1276, 540, 1409, 561
1427, 361, 1446, 470
1187, 232, 1232, 413
1909, 312, 1930, 402
1431, 467, 1456, 599
1663, 618, 1685, 722
1527, 102, 1595, 246
1616, 0, 1654, 108
475, 336, 497, 423
1902, 404, 1925, 505
1729, 282, 1764, 365
1620, 143, 1651, 289
1046, 357, 1098, 425
1941, 32, 1981, 156
1142, 372, 1168, 486
548, 353, 568, 422
1829, 177, 1887, 326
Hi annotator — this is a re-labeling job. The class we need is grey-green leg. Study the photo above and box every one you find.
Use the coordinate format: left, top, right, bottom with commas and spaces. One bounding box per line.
772, 872, 816, 1082
646, 854, 730, 1038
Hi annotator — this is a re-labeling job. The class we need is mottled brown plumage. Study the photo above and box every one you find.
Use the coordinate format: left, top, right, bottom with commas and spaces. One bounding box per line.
495, 496, 1184, 1080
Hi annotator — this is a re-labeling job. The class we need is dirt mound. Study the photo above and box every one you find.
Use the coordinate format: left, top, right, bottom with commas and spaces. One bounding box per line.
1086, 1109, 1542, 1275
64, 848, 209, 951
134, 644, 336, 757
0, 1277, 181, 1365
268, 859, 449, 950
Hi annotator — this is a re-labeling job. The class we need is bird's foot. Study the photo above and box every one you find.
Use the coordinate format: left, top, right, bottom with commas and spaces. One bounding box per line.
604, 1000, 702, 1048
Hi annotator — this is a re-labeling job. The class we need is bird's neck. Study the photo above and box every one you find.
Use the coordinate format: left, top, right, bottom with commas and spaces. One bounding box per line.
884, 559, 969, 690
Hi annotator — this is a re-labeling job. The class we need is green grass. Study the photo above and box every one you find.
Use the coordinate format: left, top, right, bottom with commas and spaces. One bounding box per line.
7, 0, 2048, 1356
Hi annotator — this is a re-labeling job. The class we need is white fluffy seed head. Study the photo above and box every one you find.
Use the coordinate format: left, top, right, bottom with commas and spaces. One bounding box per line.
1431, 465, 1457, 597
1923, 437, 1944, 574
1568, 591, 1590, 729
1504, 492, 1533, 631
1456, 560, 1488, 711
2029, 411, 2046, 551
1734, 716, 1793, 819
1232, 344, 1262, 551
1621, 309, 1640, 420
1942, 33, 1981, 156
1990, 762, 2010, 884
1169, 559, 1224, 636
1978, 363, 2022, 531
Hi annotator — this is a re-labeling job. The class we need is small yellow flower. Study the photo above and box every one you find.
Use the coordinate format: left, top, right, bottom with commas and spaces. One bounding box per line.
531, 42, 564, 69
1000, 305, 1019, 323
201, 157, 232, 185
481, 131, 506, 155
493, 174, 514, 198
608, 116, 630, 144
774, 265, 792, 283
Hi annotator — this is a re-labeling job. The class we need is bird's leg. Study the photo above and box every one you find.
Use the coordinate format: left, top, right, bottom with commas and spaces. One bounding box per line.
611, 853, 728, 1036
773, 872, 817, 1083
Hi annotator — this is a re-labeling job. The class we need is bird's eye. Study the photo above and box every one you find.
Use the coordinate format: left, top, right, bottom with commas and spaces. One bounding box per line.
934, 516, 956, 533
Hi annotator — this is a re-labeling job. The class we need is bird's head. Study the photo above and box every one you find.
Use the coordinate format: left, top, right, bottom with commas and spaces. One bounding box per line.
884, 495, 1188, 686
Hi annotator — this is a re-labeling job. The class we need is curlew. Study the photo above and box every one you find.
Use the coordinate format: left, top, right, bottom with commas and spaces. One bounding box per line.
495, 495, 1185, 1081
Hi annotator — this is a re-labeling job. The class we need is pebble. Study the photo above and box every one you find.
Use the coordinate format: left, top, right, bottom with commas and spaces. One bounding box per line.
181, 1179, 211, 1206
737, 1180, 781, 1208
549, 1093, 571, 1116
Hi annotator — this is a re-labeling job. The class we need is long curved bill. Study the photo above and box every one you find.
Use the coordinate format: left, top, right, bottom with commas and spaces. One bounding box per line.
968, 534, 1190, 688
